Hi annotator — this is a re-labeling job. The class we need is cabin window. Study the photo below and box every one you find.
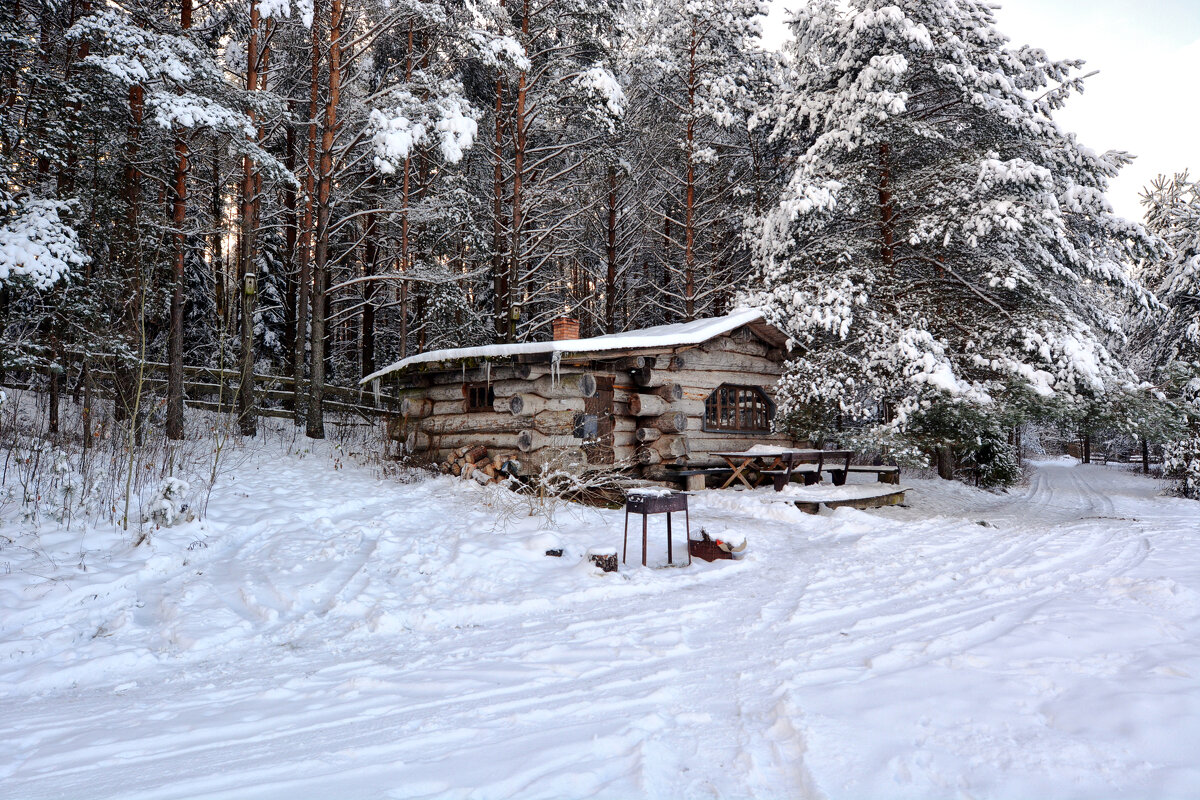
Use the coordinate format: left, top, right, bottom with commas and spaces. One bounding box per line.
704, 384, 774, 433
464, 382, 495, 413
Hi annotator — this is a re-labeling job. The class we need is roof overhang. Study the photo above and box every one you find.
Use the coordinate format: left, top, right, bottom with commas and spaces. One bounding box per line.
360, 309, 789, 384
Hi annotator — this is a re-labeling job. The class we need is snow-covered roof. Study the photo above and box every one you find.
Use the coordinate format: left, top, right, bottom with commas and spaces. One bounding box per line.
361, 308, 771, 384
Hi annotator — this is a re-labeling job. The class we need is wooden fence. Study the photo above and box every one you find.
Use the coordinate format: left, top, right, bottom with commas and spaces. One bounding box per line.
2, 356, 401, 424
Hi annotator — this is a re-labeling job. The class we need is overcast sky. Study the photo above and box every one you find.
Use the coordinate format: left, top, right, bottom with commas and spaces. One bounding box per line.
761, 1, 1200, 223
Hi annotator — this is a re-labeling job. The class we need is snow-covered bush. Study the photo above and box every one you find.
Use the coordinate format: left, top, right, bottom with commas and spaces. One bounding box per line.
963, 429, 1023, 489
1163, 437, 1200, 499
477, 448, 632, 529
144, 477, 193, 528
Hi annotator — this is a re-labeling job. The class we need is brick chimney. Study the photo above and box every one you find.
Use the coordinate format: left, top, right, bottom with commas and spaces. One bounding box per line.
552, 316, 580, 341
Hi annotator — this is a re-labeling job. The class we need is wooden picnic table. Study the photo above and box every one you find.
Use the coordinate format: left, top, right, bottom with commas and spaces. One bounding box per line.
710, 447, 855, 491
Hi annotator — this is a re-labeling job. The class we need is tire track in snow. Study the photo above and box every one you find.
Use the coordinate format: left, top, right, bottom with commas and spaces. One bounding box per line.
4, 458, 1187, 800
716, 462, 1160, 795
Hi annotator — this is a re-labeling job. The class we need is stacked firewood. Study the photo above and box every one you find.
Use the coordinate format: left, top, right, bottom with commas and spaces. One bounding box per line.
439, 445, 515, 485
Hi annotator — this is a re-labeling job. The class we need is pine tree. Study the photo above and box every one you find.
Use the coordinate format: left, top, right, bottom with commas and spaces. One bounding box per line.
623, 0, 768, 324
742, 0, 1161, 477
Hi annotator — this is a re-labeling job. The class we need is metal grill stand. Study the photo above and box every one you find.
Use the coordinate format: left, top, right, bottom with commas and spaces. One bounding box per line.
623, 491, 691, 567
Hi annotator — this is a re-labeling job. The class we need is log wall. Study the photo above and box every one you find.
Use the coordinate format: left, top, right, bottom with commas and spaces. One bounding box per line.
387, 324, 796, 478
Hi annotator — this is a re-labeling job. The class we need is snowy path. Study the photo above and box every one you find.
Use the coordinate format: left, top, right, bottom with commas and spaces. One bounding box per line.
3, 451, 1199, 799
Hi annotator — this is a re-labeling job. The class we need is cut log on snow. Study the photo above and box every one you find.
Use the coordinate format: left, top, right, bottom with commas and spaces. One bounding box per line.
506, 394, 586, 416
517, 430, 581, 453
400, 396, 434, 417
628, 393, 674, 417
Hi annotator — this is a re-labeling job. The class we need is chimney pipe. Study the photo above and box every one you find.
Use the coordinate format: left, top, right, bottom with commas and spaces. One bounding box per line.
552, 316, 580, 341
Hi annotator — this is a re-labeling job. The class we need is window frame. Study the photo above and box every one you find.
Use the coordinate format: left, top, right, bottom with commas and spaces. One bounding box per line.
702, 383, 775, 434
463, 382, 496, 413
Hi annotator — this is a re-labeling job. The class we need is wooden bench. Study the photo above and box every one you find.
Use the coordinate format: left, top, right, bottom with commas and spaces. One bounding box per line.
671, 467, 734, 491
845, 465, 901, 485
762, 451, 853, 490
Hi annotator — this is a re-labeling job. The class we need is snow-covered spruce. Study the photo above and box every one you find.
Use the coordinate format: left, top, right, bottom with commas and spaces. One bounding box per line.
0, 198, 86, 290
1136, 173, 1200, 495
740, 0, 1164, 473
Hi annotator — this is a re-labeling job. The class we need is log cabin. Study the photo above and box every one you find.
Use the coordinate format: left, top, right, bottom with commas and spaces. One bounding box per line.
360, 309, 800, 483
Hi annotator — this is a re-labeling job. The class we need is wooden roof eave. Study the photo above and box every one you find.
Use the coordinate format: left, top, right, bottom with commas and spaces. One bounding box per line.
384, 321, 799, 383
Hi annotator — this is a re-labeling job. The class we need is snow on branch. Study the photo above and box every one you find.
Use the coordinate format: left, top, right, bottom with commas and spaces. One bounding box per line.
368, 87, 478, 172
257, 0, 315, 27
572, 65, 626, 120
0, 199, 86, 290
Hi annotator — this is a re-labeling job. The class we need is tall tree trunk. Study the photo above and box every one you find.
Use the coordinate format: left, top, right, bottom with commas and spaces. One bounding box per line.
237, 2, 262, 436
360, 179, 379, 378
293, 4, 320, 423
115, 83, 144, 423
48, 349, 59, 435
937, 445, 954, 480
507, 0, 529, 342
2, 0, 18, 116
210, 143, 225, 334
1141, 437, 1150, 474
878, 142, 896, 282
683, 24, 697, 321
492, 72, 506, 339
605, 164, 618, 333
388, 21, 413, 368
49, 0, 88, 439
166, 0, 193, 440
282, 101, 298, 373
307, 0, 342, 439
81, 362, 92, 448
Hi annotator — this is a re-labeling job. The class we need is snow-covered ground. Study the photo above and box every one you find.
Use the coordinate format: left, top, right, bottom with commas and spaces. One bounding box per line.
2, 438, 1199, 799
